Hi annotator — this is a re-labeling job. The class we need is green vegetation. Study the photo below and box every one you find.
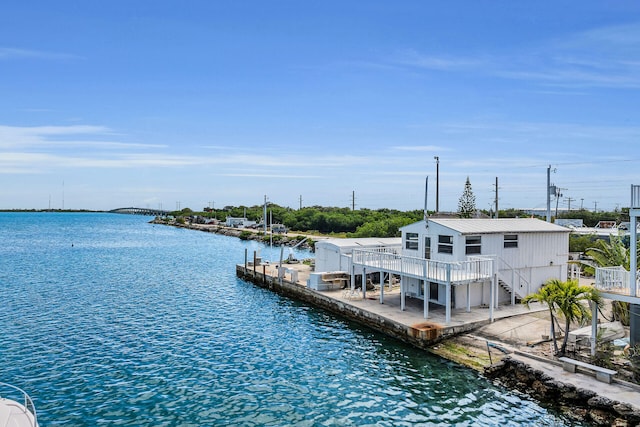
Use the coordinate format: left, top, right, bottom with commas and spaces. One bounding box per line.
172, 204, 424, 237
585, 233, 637, 271
556, 207, 629, 227
522, 279, 602, 357
457, 176, 476, 218
569, 234, 599, 254
167, 203, 630, 239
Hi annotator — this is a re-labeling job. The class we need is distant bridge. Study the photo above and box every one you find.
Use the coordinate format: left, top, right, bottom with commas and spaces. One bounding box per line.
109, 207, 170, 216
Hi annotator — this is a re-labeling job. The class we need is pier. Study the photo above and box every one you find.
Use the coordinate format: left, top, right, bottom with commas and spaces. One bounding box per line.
236, 257, 544, 349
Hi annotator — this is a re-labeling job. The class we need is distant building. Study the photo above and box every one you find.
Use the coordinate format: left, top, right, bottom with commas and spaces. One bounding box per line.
225, 217, 256, 228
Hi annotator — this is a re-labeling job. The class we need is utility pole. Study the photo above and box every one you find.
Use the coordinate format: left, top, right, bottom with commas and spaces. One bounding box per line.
263, 195, 268, 233
494, 177, 499, 219
565, 196, 575, 211
546, 165, 551, 222
434, 156, 440, 213
594, 201, 598, 212
555, 187, 565, 218
352, 190, 355, 211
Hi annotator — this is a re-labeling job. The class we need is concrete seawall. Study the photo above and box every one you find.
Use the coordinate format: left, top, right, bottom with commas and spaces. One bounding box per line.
236, 264, 484, 349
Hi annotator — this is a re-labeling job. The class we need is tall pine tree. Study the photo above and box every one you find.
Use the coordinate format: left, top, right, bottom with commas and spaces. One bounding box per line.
457, 176, 476, 218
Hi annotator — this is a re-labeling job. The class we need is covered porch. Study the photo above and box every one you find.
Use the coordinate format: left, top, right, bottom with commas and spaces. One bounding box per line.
351, 248, 495, 324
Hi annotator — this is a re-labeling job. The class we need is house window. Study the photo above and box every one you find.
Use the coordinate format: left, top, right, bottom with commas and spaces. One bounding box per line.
504, 234, 518, 248
465, 236, 482, 255
406, 233, 419, 250
424, 237, 431, 259
438, 235, 453, 254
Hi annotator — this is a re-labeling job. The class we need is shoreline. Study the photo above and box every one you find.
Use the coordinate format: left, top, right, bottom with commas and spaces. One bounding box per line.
157, 219, 640, 425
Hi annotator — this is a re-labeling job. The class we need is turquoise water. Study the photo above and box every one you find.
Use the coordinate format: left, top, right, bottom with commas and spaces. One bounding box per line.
0, 212, 584, 426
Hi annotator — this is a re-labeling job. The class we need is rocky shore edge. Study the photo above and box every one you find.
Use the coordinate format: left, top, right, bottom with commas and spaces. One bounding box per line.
431, 335, 640, 426
150, 218, 316, 251
485, 357, 640, 426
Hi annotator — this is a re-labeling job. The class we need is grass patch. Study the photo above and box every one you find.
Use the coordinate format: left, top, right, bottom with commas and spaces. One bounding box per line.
430, 339, 493, 371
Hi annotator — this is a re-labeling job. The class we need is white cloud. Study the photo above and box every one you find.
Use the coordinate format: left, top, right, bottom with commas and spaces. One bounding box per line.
391, 145, 448, 152
393, 49, 483, 71
0, 47, 77, 60
383, 22, 640, 89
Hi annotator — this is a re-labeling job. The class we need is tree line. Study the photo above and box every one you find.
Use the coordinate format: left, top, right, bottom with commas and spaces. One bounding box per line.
171, 204, 629, 238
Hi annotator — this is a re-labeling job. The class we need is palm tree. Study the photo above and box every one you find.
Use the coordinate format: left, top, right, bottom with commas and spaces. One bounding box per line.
585, 233, 634, 271
522, 282, 561, 355
522, 279, 602, 356
584, 233, 639, 325
553, 279, 602, 356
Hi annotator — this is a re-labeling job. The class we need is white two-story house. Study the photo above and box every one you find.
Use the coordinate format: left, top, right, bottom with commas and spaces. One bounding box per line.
400, 217, 569, 304
347, 217, 570, 323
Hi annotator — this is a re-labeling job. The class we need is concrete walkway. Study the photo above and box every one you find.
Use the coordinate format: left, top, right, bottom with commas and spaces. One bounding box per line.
510, 352, 640, 410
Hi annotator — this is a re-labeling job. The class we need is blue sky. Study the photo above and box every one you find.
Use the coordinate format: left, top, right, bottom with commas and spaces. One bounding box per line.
1, 1, 639, 213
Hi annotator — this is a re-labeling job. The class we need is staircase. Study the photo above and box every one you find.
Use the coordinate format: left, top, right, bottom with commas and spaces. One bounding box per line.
495, 256, 531, 305
498, 278, 522, 303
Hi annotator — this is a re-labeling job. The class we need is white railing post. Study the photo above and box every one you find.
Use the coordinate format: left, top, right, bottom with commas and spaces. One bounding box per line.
445, 263, 452, 324
631, 213, 637, 297
362, 267, 366, 299
511, 269, 515, 305
380, 268, 384, 304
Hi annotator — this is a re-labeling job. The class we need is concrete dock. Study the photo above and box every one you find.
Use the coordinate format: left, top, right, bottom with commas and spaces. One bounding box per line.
236, 261, 548, 348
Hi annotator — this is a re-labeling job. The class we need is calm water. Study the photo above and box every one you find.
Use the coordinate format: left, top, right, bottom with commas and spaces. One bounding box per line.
0, 212, 584, 426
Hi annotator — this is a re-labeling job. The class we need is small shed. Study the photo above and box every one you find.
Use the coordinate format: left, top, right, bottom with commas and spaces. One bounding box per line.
314, 237, 401, 273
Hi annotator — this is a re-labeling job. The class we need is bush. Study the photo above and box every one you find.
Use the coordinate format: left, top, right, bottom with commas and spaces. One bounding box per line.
239, 231, 252, 241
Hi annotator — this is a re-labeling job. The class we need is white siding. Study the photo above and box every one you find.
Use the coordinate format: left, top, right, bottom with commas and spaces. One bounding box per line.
398, 218, 570, 306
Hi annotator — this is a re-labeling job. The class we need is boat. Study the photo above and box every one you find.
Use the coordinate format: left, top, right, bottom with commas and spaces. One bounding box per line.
0, 382, 38, 427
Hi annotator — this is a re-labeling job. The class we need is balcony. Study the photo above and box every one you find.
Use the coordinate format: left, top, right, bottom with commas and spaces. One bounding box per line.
352, 249, 493, 285
594, 266, 640, 301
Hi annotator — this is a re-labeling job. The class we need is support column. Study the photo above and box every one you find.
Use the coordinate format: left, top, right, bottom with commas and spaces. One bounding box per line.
401, 275, 406, 311
631, 214, 637, 298
630, 187, 638, 345
445, 264, 452, 324
362, 267, 366, 299
466, 283, 471, 313
424, 261, 429, 319
423, 280, 428, 319
379, 270, 384, 304
489, 259, 496, 322
350, 265, 355, 292
591, 301, 598, 357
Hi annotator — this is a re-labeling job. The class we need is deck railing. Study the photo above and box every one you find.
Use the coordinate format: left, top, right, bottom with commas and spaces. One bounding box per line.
595, 266, 629, 293
352, 249, 492, 284
632, 184, 640, 209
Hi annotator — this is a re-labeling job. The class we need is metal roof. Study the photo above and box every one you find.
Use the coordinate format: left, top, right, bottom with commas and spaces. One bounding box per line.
315, 237, 401, 248
428, 218, 570, 235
